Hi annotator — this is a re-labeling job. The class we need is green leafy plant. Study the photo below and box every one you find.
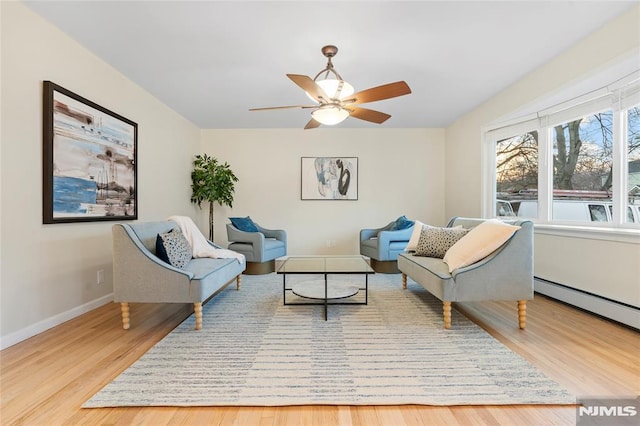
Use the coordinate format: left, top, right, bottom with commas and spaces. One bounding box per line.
190, 154, 239, 241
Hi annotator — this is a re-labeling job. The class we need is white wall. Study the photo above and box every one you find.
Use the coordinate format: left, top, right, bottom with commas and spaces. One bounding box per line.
0, 2, 201, 348
444, 5, 640, 307
201, 128, 445, 255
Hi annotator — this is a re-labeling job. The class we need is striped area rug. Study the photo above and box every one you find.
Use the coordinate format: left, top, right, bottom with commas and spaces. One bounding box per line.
84, 273, 574, 407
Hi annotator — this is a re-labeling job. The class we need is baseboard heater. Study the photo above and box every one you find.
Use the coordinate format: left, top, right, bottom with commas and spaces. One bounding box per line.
534, 277, 640, 331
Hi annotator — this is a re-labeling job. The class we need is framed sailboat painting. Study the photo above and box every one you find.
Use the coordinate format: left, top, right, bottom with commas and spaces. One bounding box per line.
42, 81, 138, 223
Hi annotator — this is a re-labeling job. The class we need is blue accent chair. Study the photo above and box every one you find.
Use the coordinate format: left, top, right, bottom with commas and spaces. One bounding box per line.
226, 222, 287, 274
360, 219, 415, 273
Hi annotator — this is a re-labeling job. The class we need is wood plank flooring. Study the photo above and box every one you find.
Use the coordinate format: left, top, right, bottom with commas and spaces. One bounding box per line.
1, 282, 638, 425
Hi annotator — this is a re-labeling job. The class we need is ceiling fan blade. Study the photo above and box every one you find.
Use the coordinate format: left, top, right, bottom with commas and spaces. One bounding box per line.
348, 107, 391, 124
304, 118, 321, 130
342, 81, 411, 105
249, 105, 316, 111
287, 74, 329, 102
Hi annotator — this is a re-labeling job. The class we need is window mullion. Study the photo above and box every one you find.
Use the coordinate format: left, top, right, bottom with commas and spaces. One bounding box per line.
538, 125, 552, 222
612, 107, 626, 225
481, 128, 496, 218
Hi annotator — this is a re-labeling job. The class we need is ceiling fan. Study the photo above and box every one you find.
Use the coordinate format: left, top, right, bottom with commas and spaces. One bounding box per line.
249, 45, 412, 129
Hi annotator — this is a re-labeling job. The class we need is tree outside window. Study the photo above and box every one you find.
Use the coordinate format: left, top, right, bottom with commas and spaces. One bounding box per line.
552, 111, 613, 194
495, 131, 538, 217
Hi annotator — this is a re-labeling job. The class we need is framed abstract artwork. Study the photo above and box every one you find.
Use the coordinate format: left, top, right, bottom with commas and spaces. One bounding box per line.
42, 81, 138, 223
301, 157, 358, 200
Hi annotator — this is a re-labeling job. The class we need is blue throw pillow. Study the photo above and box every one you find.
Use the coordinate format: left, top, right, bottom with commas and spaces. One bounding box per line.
230, 216, 259, 232
391, 215, 414, 231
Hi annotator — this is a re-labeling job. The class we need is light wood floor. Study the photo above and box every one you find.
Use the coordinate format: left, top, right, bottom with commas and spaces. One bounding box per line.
1, 281, 638, 426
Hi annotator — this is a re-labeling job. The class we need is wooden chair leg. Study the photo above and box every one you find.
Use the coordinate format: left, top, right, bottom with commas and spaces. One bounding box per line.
120, 302, 130, 330
194, 302, 203, 330
518, 300, 527, 329
443, 301, 451, 329
402, 273, 407, 290
236, 274, 242, 290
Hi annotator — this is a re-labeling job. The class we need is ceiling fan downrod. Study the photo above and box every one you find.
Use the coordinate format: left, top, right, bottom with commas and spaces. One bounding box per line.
313, 45, 345, 82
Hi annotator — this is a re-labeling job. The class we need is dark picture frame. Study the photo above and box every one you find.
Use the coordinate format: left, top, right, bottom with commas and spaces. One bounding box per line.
301, 157, 358, 200
43, 81, 138, 223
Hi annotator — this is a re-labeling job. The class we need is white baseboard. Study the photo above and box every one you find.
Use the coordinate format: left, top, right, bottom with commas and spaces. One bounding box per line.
535, 279, 640, 330
0, 293, 114, 350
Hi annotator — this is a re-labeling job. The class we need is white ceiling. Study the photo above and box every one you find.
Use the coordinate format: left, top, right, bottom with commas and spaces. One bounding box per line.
24, 1, 638, 129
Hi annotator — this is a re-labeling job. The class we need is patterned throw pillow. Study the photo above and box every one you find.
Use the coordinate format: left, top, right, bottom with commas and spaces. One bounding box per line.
414, 226, 469, 259
156, 229, 192, 269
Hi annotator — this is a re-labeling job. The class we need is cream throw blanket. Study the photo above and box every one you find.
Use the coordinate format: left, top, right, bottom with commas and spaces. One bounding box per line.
168, 215, 245, 265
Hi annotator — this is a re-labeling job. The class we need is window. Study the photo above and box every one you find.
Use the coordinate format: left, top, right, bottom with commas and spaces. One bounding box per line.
495, 131, 538, 217
551, 110, 613, 222
485, 77, 640, 230
588, 204, 608, 222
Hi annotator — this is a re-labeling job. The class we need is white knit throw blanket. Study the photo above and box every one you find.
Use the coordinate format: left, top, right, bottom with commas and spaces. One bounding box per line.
168, 215, 245, 265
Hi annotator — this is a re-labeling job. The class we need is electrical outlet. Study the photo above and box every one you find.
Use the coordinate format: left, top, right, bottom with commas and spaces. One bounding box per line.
97, 269, 104, 285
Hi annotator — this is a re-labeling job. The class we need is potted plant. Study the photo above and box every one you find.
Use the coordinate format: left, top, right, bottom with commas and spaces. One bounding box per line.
190, 154, 239, 241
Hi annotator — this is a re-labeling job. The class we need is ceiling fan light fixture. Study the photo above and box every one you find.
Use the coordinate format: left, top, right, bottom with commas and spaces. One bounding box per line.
311, 105, 350, 125
305, 79, 354, 102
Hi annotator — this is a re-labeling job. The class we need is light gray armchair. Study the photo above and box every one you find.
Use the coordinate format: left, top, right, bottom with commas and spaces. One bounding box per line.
360, 216, 415, 273
226, 221, 287, 274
